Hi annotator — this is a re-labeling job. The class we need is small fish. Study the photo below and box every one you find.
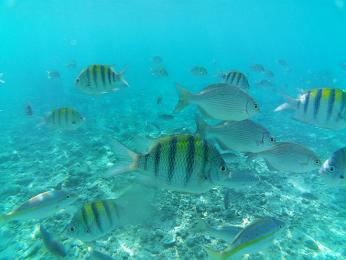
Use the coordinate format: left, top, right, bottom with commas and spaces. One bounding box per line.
66, 60, 77, 69
320, 147, 346, 186
191, 66, 208, 76
156, 96, 163, 105
151, 66, 168, 77
250, 64, 265, 73
88, 247, 115, 260
205, 217, 285, 259
0, 73, 5, 85
76, 64, 128, 95
256, 79, 273, 88
221, 71, 249, 91
247, 142, 321, 173
196, 116, 275, 153
0, 190, 76, 224
274, 88, 346, 130
192, 219, 242, 243
158, 113, 174, 120
47, 70, 60, 79
264, 70, 274, 78
174, 84, 259, 121
152, 56, 163, 63
25, 103, 33, 116
108, 134, 230, 193
45, 107, 85, 130
40, 225, 67, 257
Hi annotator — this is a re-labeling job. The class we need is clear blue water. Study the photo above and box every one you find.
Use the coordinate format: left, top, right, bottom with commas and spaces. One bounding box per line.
1, 0, 346, 259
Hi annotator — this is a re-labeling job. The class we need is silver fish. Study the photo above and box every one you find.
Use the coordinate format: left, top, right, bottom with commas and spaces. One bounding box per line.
196, 116, 276, 153
40, 225, 67, 257
320, 147, 346, 186
264, 70, 274, 78
205, 217, 285, 259
174, 84, 259, 121
191, 66, 208, 76
0, 190, 76, 224
251, 64, 265, 73
247, 142, 321, 173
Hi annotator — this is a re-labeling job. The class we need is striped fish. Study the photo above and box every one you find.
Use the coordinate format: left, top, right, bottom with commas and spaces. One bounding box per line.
76, 64, 128, 95
221, 71, 249, 91
205, 217, 285, 260
320, 147, 346, 186
45, 107, 85, 130
174, 84, 259, 121
275, 88, 346, 129
0, 190, 76, 225
109, 134, 230, 193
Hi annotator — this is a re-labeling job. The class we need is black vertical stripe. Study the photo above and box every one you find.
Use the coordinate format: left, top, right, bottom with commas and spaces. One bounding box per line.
313, 89, 322, 119
339, 91, 346, 121
57, 109, 62, 126
81, 206, 90, 231
143, 154, 149, 170
327, 89, 335, 121
226, 72, 231, 82
304, 91, 311, 114
168, 137, 178, 183
65, 108, 69, 125
154, 143, 162, 177
93, 65, 98, 87
201, 140, 209, 180
103, 201, 113, 226
185, 136, 195, 185
107, 67, 112, 85
236, 73, 242, 85
231, 72, 236, 83
111, 201, 120, 218
100, 65, 106, 87
86, 67, 91, 85
91, 202, 103, 232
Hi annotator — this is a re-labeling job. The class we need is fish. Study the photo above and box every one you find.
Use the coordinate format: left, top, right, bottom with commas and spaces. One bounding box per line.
156, 96, 163, 105
88, 247, 115, 260
256, 79, 273, 88
39, 225, 67, 257
174, 84, 259, 121
320, 147, 346, 186
0, 190, 76, 224
246, 142, 321, 173
66, 186, 155, 242
192, 219, 243, 243
250, 64, 265, 73
152, 56, 163, 63
45, 107, 85, 130
191, 66, 208, 76
76, 64, 129, 95
264, 70, 274, 78
158, 113, 174, 120
25, 103, 33, 116
274, 88, 346, 129
196, 116, 275, 153
151, 66, 168, 77
0, 73, 5, 85
47, 70, 60, 79
221, 71, 249, 91
205, 217, 285, 259
108, 134, 230, 193
66, 60, 77, 69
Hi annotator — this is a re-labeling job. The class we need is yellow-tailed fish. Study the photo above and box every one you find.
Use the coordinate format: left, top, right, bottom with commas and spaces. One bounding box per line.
0, 190, 76, 225
45, 107, 85, 130
109, 134, 230, 193
76, 64, 128, 95
221, 71, 249, 91
39, 225, 67, 257
205, 217, 285, 260
246, 142, 321, 173
196, 116, 276, 153
174, 84, 259, 121
320, 147, 346, 186
274, 88, 346, 129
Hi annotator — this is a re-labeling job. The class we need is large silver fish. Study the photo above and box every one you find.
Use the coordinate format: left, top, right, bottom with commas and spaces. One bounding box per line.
196, 116, 275, 153
174, 84, 259, 121
320, 147, 346, 186
247, 142, 321, 173
205, 217, 285, 259
275, 88, 346, 130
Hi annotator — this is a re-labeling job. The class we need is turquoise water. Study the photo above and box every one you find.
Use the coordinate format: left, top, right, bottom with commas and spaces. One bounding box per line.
1, 0, 346, 259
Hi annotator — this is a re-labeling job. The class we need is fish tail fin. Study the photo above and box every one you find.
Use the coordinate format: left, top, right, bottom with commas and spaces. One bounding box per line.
203, 247, 225, 260
118, 65, 129, 87
106, 139, 139, 176
195, 114, 208, 137
274, 93, 296, 112
174, 84, 192, 113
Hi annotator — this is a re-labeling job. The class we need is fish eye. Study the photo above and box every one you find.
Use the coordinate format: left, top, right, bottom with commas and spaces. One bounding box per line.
270, 137, 275, 142
220, 165, 227, 172
69, 227, 75, 232
329, 166, 335, 172
315, 159, 321, 165
76, 78, 80, 83
254, 104, 258, 109
66, 195, 70, 199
